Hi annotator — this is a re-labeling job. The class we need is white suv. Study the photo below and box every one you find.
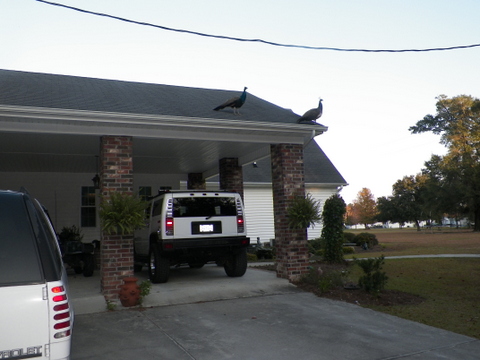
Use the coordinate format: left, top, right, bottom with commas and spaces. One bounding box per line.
134, 190, 250, 283
0, 189, 73, 360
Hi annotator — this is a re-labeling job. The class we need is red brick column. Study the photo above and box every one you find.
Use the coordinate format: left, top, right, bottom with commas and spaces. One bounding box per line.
219, 158, 244, 199
187, 173, 206, 190
99, 136, 134, 301
270, 144, 309, 281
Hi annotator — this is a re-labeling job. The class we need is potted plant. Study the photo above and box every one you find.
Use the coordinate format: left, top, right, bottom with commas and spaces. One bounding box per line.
99, 192, 148, 235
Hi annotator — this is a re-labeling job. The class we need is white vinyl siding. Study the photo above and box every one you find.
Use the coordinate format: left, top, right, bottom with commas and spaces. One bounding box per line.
243, 185, 275, 244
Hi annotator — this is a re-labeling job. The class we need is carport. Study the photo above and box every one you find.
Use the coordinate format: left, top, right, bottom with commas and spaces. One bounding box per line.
0, 69, 327, 300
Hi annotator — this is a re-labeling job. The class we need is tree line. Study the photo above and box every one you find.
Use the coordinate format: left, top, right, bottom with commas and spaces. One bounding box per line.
346, 94, 480, 232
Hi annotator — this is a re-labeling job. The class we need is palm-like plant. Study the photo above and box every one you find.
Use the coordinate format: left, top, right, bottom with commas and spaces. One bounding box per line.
99, 192, 148, 235
287, 193, 321, 230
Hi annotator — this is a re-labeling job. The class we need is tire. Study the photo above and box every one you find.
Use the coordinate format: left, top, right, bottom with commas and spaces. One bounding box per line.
224, 248, 247, 277
149, 243, 170, 283
188, 263, 204, 269
82, 253, 94, 277
134, 263, 143, 272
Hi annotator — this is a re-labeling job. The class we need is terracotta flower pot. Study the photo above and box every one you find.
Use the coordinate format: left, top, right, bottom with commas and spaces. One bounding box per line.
119, 277, 140, 307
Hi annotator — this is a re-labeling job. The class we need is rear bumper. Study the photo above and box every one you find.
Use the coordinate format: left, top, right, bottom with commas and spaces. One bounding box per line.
161, 236, 250, 251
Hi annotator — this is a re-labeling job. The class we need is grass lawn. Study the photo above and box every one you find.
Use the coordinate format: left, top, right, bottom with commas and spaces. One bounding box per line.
345, 228, 480, 258
370, 258, 480, 339
304, 228, 480, 339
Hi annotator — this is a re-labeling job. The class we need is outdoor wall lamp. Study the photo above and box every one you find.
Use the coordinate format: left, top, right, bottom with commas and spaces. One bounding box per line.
92, 174, 100, 189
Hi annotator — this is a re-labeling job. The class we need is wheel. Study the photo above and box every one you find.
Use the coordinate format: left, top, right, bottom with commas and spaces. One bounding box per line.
149, 243, 170, 283
224, 248, 247, 277
134, 263, 143, 272
188, 263, 204, 269
82, 253, 94, 277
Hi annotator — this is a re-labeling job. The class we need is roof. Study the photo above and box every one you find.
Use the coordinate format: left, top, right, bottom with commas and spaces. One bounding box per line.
0, 69, 306, 124
214, 140, 347, 186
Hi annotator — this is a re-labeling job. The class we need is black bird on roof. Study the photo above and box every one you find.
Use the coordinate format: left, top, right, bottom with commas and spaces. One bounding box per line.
297, 98, 323, 123
213, 87, 248, 115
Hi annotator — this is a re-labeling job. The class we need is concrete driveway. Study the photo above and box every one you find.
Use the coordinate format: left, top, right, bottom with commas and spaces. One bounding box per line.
69, 264, 480, 359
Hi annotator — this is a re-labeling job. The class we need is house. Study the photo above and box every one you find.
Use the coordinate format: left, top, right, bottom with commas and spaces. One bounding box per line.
0, 68, 346, 295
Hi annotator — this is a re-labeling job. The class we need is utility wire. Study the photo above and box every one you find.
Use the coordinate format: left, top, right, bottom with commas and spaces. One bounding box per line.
36, 0, 480, 53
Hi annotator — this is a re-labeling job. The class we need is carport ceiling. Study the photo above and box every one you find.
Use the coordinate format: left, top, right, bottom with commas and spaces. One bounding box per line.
0, 132, 270, 176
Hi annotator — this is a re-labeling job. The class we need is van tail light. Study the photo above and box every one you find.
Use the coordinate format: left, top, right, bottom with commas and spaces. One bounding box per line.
50, 286, 71, 339
165, 217, 174, 235
237, 215, 245, 233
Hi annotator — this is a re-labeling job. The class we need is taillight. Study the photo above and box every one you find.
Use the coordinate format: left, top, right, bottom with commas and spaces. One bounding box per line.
50, 285, 71, 339
236, 198, 245, 233
165, 217, 174, 235
54, 312, 70, 321
51, 286, 64, 293
237, 215, 245, 233
53, 294, 67, 302
54, 321, 71, 330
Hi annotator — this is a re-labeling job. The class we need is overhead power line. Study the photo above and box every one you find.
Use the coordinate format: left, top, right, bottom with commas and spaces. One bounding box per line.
36, 0, 480, 53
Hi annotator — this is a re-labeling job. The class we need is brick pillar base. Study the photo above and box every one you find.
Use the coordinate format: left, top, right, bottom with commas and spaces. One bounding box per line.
100, 234, 134, 301
219, 158, 243, 199
270, 144, 309, 281
187, 173, 206, 189
100, 136, 134, 301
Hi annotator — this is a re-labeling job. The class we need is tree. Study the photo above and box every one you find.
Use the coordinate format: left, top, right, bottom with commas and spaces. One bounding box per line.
352, 188, 377, 228
410, 94, 480, 231
321, 194, 346, 263
345, 203, 359, 227
422, 155, 468, 226
376, 196, 405, 227
390, 174, 429, 231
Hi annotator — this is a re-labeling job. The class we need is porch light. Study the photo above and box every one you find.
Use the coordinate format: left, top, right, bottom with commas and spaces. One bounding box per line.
92, 174, 100, 189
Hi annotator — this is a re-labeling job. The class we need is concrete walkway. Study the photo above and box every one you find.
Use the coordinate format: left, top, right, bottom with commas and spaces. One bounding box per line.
69, 261, 480, 359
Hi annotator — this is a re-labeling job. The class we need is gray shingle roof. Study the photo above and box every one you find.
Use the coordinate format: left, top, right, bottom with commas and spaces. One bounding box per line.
216, 140, 347, 185
0, 69, 301, 123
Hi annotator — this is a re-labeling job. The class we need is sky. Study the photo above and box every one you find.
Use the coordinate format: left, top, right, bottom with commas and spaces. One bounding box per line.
1, 0, 479, 204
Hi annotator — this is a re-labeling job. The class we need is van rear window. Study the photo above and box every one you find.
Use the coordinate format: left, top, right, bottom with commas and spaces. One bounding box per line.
0, 194, 43, 286
173, 197, 236, 217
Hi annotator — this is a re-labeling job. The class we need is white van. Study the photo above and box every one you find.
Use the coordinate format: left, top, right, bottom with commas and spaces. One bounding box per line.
0, 189, 73, 360
134, 190, 250, 283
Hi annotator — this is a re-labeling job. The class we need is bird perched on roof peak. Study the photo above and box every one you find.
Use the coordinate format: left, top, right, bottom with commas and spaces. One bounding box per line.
297, 98, 323, 124
213, 87, 248, 115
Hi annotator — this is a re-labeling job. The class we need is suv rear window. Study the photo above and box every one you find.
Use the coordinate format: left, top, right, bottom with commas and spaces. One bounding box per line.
0, 194, 43, 286
173, 197, 236, 217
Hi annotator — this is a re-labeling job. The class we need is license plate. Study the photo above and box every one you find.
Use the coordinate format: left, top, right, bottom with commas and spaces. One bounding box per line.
192, 221, 221, 235
199, 224, 214, 233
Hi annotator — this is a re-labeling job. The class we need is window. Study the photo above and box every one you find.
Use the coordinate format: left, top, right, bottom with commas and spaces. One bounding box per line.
173, 197, 236, 217
139, 186, 152, 201
81, 186, 96, 227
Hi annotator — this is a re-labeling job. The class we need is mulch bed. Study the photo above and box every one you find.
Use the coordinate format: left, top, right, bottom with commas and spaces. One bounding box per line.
251, 262, 425, 307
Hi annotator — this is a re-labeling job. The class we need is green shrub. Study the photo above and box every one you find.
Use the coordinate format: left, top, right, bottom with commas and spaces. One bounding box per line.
342, 246, 355, 254
247, 253, 258, 262
354, 232, 378, 248
354, 256, 388, 294
307, 238, 323, 254
321, 194, 346, 263
315, 249, 324, 257
343, 232, 356, 243
58, 225, 83, 242
300, 265, 348, 293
